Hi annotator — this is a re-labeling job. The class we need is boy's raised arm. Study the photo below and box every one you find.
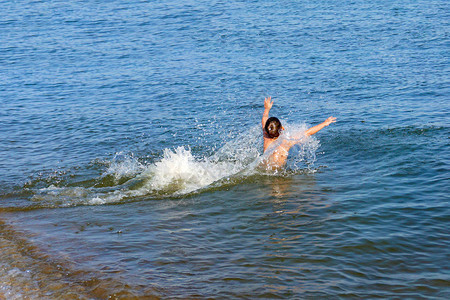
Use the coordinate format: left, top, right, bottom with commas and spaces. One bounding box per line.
262, 96, 273, 129
305, 117, 337, 136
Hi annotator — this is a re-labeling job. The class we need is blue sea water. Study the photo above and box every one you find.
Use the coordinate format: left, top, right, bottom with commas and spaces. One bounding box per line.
1, 0, 449, 298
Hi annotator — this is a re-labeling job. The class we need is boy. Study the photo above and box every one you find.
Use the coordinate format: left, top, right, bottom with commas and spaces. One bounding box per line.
262, 96, 336, 169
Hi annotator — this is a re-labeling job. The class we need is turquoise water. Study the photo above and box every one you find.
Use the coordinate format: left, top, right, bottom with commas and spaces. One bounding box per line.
1, 0, 449, 298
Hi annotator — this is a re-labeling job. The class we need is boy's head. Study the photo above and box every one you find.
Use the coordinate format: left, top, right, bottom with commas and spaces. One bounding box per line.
265, 117, 283, 138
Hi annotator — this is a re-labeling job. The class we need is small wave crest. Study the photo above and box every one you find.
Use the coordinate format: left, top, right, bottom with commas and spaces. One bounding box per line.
27, 125, 320, 208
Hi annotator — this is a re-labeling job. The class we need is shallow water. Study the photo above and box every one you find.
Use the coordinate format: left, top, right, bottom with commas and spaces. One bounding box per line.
1, 0, 449, 298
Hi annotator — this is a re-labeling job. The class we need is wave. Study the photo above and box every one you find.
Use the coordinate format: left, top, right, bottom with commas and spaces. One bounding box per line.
11, 125, 320, 209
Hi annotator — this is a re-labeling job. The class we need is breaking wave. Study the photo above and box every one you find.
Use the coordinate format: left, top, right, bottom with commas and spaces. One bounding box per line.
24, 125, 320, 208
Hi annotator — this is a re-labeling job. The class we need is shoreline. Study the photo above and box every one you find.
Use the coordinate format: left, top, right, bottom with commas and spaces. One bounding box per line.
0, 217, 162, 299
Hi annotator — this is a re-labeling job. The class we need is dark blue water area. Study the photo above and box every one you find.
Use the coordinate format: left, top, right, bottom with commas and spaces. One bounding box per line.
1, 0, 449, 298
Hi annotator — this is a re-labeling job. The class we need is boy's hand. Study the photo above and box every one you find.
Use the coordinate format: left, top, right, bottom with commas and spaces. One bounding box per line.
264, 96, 274, 110
324, 116, 337, 126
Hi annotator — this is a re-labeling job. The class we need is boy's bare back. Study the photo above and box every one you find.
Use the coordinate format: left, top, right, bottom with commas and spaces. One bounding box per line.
261, 96, 336, 169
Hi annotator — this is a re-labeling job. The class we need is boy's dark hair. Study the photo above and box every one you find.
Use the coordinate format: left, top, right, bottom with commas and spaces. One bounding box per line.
265, 117, 282, 138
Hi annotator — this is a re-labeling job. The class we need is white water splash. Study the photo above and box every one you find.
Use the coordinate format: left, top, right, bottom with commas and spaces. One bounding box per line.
142, 147, 235, 194
102, 152, 145, 182
31, 124, 320, 207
